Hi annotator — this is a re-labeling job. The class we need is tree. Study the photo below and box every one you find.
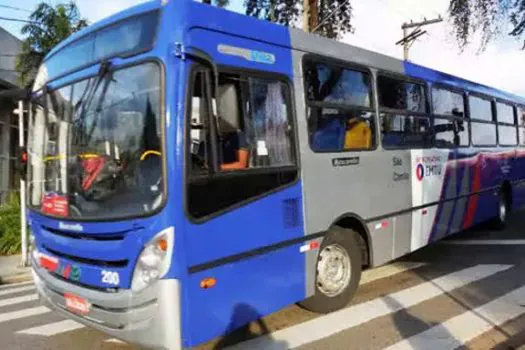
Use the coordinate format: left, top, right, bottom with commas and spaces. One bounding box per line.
246, 0, 354, 39
449, 0, 525, 50
16, 2, 88, 87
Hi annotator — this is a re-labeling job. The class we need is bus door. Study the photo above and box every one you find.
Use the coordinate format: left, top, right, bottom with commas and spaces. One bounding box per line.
181, 54, 305, 345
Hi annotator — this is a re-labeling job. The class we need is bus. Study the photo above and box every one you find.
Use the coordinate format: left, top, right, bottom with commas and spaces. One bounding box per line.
23, 0, 525, 349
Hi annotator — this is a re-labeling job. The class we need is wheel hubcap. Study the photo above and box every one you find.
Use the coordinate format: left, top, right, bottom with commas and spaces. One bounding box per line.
499, 198, 507, 222
316, 244, 351, 297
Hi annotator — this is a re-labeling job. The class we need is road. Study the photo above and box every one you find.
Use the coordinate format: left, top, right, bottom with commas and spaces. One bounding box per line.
3, 213, 525, 350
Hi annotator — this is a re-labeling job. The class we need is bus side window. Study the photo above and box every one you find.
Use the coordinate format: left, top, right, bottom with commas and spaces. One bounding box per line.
303, 59, 375, 152
216, 81, 250, 171
186, 70, 297, 219
378, 74, 431, 149
519, 106, 525, 146
189, 69, 211, 174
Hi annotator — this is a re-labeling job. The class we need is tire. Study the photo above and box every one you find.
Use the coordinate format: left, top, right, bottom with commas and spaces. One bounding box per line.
493, 189, 510, 230
299, 226, 362, 314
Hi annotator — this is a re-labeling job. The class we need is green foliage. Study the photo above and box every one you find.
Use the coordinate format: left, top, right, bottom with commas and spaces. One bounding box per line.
203, 0, 354, 40
15, 2, 88, 87
245, 0, 354, 40
0, 193, 22, 256
449, 0, 525, 50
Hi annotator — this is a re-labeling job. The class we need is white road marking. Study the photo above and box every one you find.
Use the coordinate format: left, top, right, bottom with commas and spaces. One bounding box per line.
0, 281, 33, 290
104, 338, 127, 344
443, 239, 525, 245
385, 284, 525, 350
227, 264, 513, 350
0, 306, 49, 323
0, 285, 35, 297
360, 262, 427, 285
17, 319, 85, 336
0, 294, 38, 308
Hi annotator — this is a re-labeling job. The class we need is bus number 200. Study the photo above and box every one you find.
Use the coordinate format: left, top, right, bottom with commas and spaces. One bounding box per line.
101, 270, 120, 285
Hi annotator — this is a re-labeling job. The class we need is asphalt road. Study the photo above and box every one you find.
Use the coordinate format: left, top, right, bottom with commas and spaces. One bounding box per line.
3, 213, 525, 350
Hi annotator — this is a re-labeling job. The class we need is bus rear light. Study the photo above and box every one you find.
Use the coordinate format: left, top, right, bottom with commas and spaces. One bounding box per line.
200, 278, 216, 289
131, 227, 174, 292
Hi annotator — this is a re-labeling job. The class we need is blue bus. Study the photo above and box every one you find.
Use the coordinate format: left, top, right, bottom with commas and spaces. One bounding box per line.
23, 0, 525, 348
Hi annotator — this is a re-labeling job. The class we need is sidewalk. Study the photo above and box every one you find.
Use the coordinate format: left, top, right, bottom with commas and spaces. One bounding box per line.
0, 254, 32, 285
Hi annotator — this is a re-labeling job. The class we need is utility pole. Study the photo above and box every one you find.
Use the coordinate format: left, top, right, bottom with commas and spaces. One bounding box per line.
13, 101, 28, 267
396, 16, 443, 61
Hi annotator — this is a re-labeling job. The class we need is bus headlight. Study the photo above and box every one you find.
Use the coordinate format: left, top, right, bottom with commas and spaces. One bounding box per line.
131, 227, 174, 292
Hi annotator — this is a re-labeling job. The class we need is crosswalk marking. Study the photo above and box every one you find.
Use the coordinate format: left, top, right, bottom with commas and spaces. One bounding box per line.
360, 262, 426, 285
443, 239, 525, 245
0, 285, 35, 297
0, 294, 38, 308
17, 319, 85, 336
0, 306, 50, 323
227, 264, 512, 350
104, 338, 127, 344
0, 281, 33, 290
385, 284, 525, 350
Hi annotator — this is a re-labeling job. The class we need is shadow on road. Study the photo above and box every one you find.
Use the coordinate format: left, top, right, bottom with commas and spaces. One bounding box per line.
213, 303, 288, 350
384, 295, 458, 349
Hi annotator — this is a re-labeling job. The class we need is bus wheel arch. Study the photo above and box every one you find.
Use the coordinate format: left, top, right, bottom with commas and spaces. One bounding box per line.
300, 225, 362, 313
331, 213, 372, 268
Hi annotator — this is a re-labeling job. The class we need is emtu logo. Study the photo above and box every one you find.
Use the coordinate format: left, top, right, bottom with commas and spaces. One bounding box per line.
59, 222, 84, 232
416, 163, 425, 181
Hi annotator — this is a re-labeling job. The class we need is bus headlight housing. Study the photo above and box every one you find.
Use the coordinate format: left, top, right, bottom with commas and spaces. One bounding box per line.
131, 227, 174, 292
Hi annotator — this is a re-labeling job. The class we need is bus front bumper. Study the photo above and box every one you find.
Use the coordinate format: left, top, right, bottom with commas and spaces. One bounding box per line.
31, 261, 183, 350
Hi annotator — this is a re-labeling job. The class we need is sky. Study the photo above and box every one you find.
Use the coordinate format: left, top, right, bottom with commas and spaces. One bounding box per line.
1, 0, 524, 96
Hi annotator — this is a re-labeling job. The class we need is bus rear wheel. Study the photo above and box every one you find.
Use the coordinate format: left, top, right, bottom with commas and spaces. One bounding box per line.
299, 226, 362, 314
493, 189, 510, 230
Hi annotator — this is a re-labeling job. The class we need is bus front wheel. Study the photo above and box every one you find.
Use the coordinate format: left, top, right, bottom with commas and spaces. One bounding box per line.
299, 226, 362, 314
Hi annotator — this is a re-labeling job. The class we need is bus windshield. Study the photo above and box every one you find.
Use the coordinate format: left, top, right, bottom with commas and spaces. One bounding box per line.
27, 62, 163, 220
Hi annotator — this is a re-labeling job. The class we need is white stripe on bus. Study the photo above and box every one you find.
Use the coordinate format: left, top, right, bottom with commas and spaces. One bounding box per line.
17, 319, 85, 336
385, 284, 525, 350
0, 294, 38, 308
227, 264, 512, 350
0, 306, 49, 323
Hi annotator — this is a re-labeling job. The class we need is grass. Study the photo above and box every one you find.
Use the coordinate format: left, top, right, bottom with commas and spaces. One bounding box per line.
0, 192, 21, 255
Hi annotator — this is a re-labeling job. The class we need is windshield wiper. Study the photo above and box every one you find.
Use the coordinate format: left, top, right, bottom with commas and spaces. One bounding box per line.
76, 60, 113, 146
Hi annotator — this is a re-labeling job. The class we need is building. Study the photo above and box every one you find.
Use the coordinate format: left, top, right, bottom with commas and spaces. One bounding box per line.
0, 26, 23, 203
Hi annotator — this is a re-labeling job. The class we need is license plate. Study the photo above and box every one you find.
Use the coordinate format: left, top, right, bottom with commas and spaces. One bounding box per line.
64, 293, 91, 315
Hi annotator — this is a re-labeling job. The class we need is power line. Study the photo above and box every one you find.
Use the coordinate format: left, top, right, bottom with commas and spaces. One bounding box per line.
0, 16, 34, 24
0, 4, 31, 13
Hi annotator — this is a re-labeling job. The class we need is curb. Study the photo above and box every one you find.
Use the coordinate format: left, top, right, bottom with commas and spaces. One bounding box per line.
0, 271, 33, 286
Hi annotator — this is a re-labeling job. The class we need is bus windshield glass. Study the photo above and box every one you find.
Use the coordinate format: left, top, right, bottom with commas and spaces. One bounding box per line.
27, 62, 163, 220
34, 11, 158, 87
